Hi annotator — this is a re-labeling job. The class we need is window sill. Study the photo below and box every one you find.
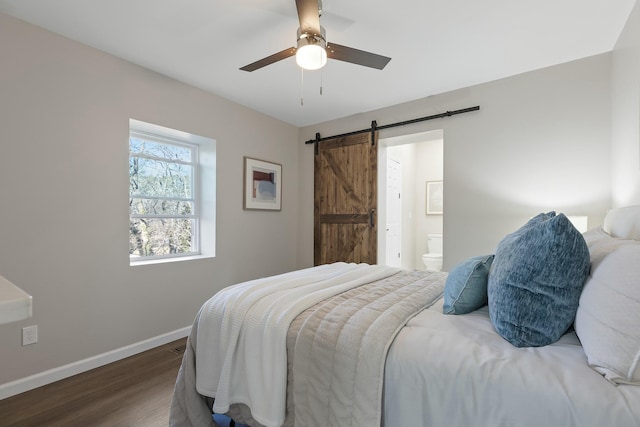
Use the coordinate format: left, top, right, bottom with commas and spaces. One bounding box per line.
129, 254, 214, 267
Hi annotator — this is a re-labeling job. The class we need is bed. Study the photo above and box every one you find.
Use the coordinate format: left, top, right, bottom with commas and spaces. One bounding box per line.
170, 206, 640, 427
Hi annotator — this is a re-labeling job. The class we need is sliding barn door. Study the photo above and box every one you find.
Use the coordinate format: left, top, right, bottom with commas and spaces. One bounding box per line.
314, 131, 378, 265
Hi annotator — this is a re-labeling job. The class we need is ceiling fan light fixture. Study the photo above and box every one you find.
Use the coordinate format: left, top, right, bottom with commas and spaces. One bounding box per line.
296, 44, 327, 70
296, 27, 327, 70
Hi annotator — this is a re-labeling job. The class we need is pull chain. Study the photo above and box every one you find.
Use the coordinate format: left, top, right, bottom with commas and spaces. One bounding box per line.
300, 68, 304, 106
320, 66, 323, 96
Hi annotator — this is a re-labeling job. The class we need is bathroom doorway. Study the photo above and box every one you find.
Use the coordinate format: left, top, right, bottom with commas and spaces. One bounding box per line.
377, 130, 444, 270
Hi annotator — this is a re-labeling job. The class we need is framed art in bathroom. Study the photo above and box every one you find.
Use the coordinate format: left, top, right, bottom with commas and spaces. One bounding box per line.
426, 181, 443, 215
243, 157, 282, 211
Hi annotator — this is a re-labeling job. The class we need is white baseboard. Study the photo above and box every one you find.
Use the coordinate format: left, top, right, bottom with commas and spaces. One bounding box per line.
0, 325, 191, 400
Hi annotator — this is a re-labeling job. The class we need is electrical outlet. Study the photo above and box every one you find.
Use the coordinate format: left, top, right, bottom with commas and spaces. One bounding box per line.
22, 325, 38, 346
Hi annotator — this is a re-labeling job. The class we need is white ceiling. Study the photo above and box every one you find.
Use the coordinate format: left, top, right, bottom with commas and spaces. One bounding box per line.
0, 0, 636, 127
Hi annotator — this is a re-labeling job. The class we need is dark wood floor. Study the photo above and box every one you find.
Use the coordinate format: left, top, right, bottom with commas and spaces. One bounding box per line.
0, 338, 190, 427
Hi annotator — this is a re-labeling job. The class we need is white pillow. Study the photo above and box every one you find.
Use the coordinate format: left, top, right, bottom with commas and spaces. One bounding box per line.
603, 205, 640, 240
575, 232, 640, 385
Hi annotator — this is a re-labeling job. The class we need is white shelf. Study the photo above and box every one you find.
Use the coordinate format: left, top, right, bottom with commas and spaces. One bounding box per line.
0, 275, 32, 325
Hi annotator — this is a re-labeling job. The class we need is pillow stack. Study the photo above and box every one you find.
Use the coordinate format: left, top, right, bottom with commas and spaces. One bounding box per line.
440, 205, 640, 383
487, 212, 590, 347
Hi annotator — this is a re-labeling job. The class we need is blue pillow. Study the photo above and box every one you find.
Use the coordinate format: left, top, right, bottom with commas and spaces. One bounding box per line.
443, 254, 494, 314
488, 212, 591, 347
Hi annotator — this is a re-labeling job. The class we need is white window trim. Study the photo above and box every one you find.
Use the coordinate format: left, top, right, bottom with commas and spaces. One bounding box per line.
129, 119, 216, 266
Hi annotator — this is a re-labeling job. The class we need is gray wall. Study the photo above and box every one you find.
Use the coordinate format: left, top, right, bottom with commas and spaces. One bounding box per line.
299, 53, 613, 271
0, 13, 300, 385
612, 0, 640, 206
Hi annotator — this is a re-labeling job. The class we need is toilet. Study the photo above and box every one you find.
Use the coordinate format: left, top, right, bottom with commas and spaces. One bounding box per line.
422, 234, 443, 271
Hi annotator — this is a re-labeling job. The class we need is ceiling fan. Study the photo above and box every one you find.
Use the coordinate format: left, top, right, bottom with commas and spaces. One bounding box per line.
240, 0, 391, 72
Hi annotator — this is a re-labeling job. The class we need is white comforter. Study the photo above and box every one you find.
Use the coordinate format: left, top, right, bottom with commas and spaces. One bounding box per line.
384, 298, 640, 427
194, 262, 399, 427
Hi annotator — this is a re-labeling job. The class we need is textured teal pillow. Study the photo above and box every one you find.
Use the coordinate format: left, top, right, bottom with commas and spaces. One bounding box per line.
488, 212, 591, 347
443, 254, 494, 315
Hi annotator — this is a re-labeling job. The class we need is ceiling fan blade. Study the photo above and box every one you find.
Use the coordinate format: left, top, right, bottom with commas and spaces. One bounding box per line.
326, 43, 391, 70
240, 47, 296, 72
296, 0, 321, 35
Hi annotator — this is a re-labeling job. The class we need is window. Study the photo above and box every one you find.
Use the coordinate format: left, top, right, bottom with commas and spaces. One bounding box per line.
128, 119, 216, 264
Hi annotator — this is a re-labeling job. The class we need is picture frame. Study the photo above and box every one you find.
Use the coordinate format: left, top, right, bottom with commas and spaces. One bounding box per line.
426, 181, 443, 215
243, 157, 282, 211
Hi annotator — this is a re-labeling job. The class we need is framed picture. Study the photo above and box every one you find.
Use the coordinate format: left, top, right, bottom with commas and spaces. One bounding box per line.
426, 181, 443, 215
243, 157, 282, 211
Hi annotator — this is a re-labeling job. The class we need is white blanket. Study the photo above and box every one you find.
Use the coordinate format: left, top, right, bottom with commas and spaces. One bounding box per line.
194, 262, 399, 427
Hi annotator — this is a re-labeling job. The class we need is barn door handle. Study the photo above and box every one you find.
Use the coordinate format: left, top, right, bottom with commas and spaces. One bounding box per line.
369, 209, 375, 228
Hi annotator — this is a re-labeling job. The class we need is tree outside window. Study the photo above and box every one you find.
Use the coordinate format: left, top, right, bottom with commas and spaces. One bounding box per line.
129, 132, 199, 259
